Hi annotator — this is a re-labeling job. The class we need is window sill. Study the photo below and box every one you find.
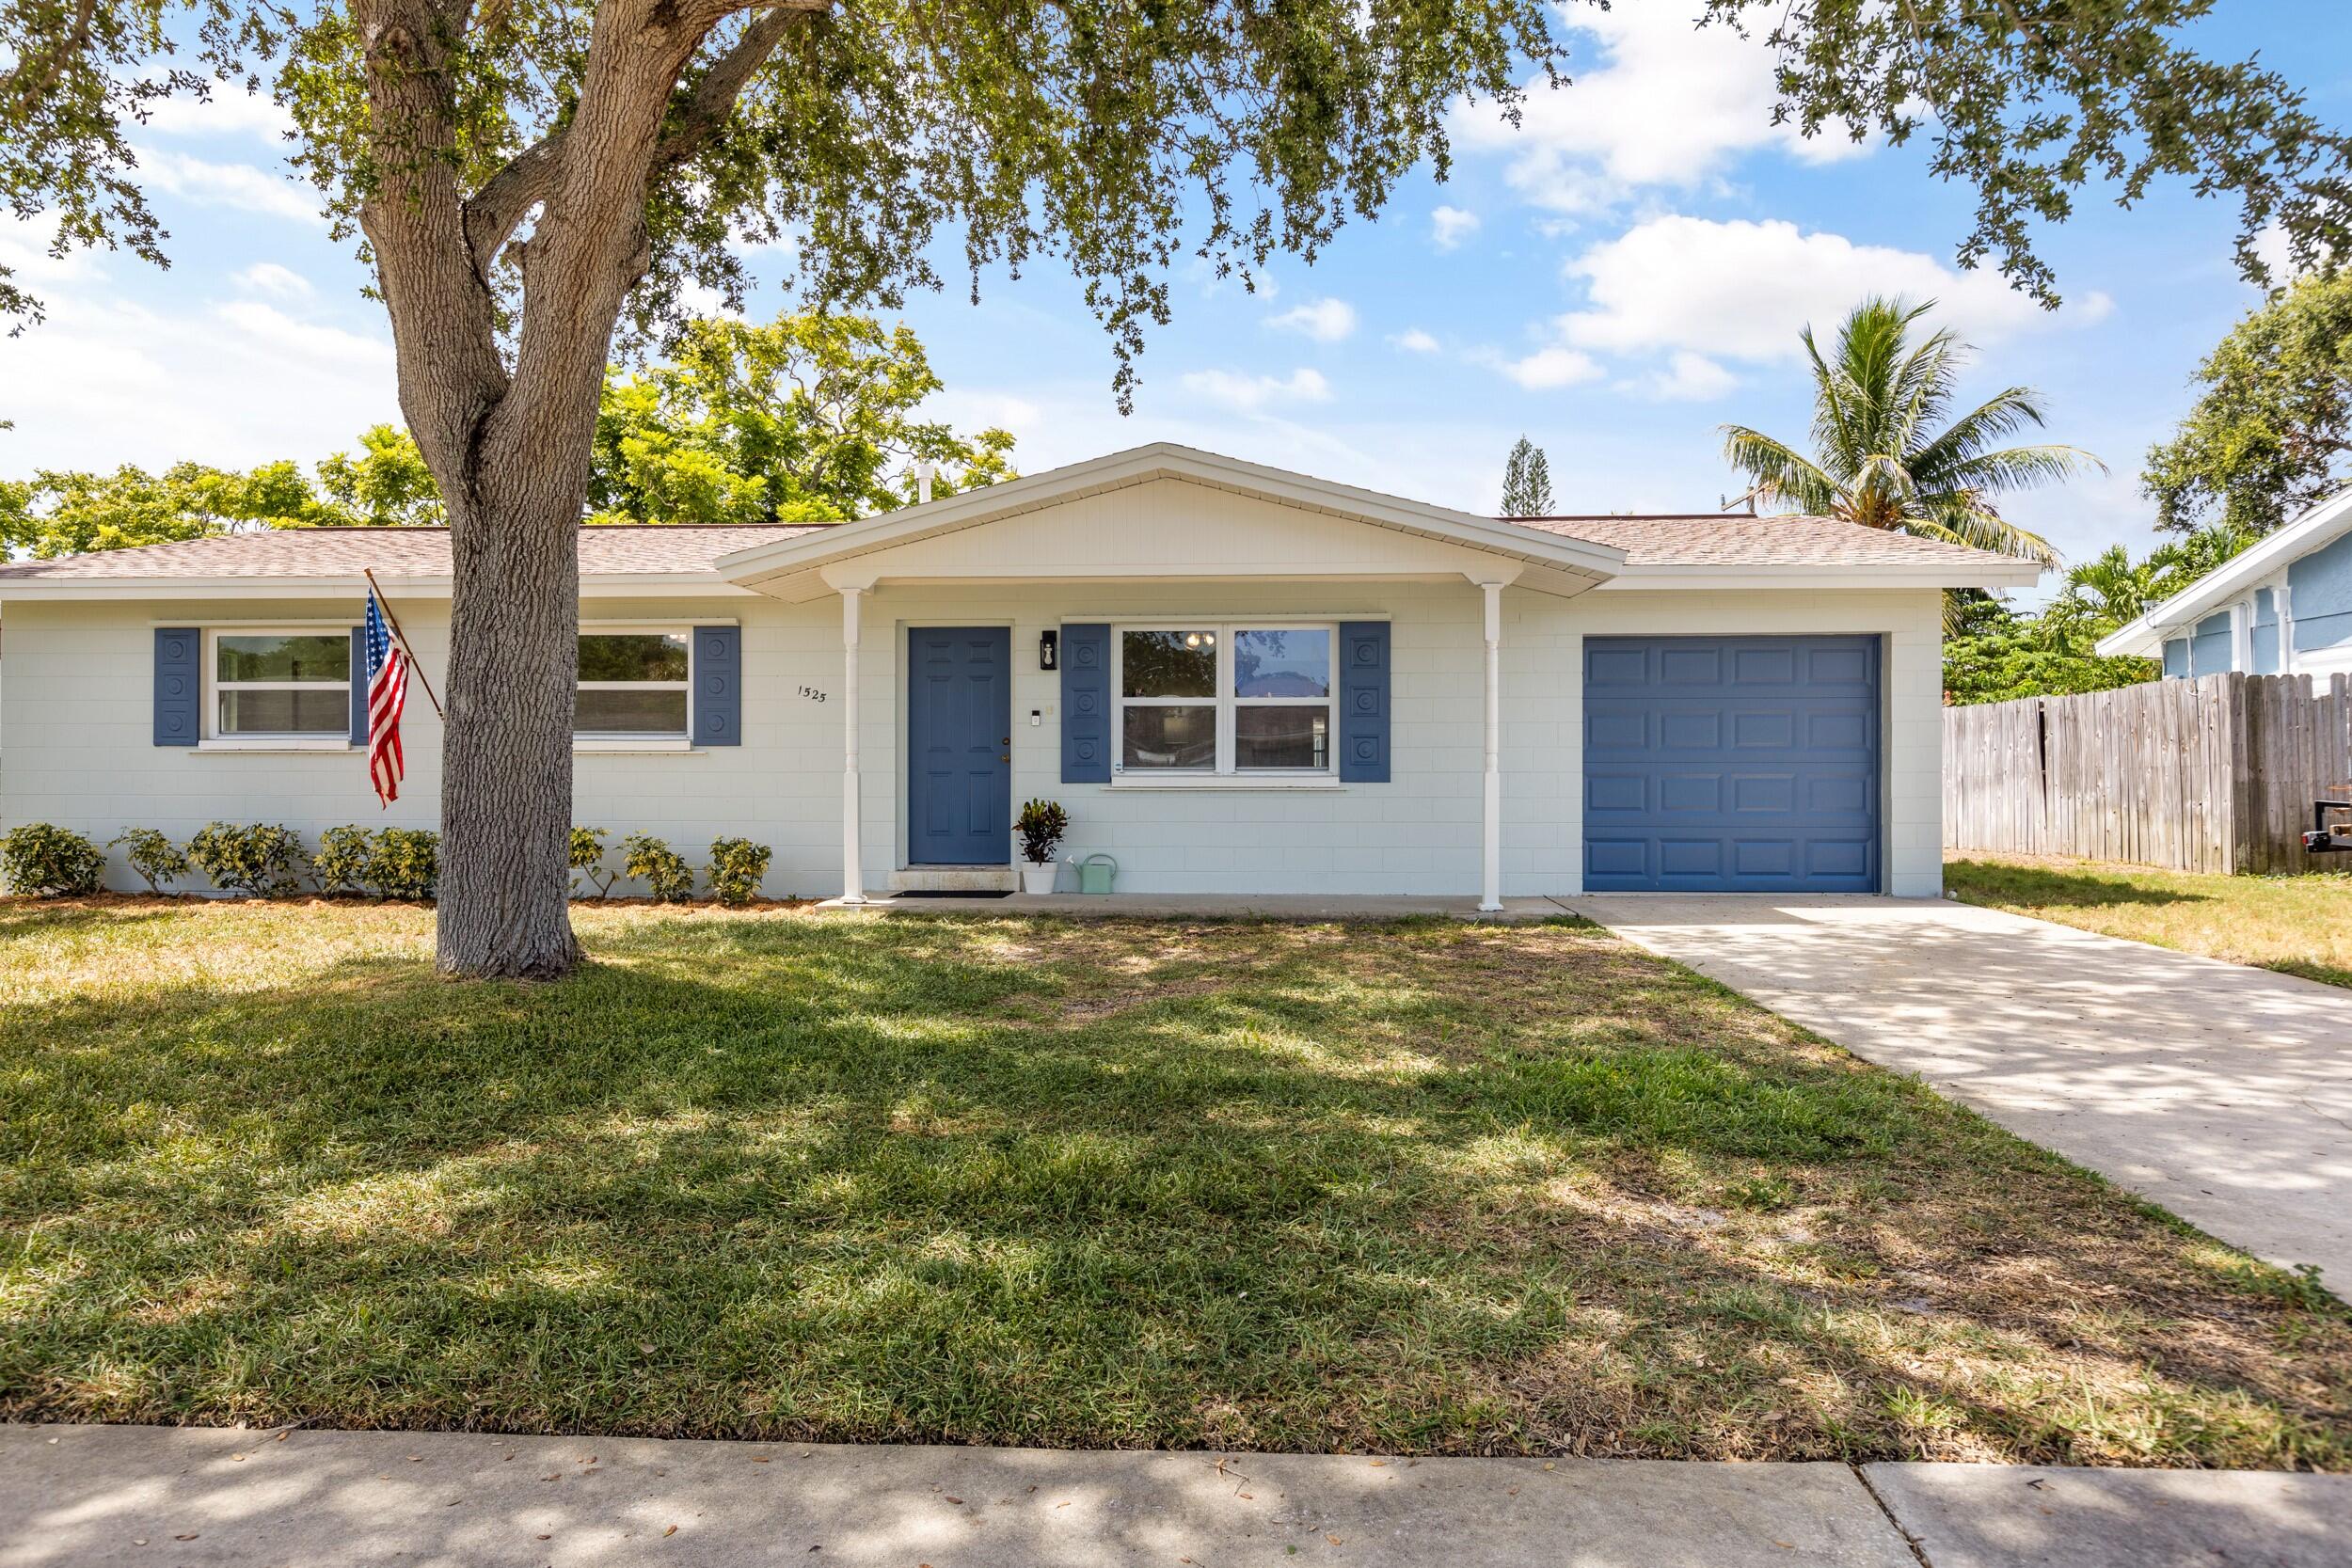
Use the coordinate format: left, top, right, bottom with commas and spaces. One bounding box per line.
196, 738, 356, 753
575, 738, 700, 753
1110, 774, 1342, 790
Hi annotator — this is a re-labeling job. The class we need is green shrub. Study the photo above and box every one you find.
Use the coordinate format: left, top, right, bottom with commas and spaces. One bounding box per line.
569, 827, 618, 898
369, 829, 440, 901
108, 828, 189, 894
0, 823, 105, 896
186, 822, 308, 897
313, 826, 374, 895
1015, 798, 1069, 864
706, 836, 773, 907
621, 832, 694, 903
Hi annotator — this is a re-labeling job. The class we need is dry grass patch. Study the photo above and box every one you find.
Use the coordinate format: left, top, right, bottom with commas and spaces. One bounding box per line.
1, 897, 2346, 1467
1946, 856, 2352, 989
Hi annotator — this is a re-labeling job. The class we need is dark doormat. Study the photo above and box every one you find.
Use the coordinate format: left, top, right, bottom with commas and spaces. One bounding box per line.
892, 889, 1014, 899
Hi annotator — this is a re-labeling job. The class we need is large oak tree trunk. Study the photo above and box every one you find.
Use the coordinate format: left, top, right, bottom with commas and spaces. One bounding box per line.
358, 0, 757, 977
434, 474, 585, 978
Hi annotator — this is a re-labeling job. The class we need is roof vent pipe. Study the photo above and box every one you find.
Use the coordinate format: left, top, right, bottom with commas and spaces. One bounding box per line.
914, 460, 936, 505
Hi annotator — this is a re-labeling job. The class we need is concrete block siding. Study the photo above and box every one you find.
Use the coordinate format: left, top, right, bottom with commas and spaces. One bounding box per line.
0, 585, 1947, 900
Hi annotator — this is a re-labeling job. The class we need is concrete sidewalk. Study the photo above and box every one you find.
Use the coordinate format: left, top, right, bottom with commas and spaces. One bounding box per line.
1570, 894, 2352, 1293
6, 1424, 2349, 1568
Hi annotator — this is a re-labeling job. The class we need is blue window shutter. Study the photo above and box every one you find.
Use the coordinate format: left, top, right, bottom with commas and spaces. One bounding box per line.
691, 625, 742, 745
349, 627, 369, 744
154, 628, 200, 746
1339, 622, 1391, 783
1061, 624, 1110, 783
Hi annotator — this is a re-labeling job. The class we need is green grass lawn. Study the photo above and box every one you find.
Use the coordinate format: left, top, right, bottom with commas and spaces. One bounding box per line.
3, 899, 2346, 1467
1946, 857, 2352, 990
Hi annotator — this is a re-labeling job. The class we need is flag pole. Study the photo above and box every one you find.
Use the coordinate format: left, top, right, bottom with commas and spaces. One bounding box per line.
362, 567, 446, 720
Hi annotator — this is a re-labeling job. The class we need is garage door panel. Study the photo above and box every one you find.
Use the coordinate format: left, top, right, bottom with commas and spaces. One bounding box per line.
1584, 635, 1879, 894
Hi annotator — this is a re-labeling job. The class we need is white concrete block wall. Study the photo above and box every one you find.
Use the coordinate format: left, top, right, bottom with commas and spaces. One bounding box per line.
0, 583, 1947, 898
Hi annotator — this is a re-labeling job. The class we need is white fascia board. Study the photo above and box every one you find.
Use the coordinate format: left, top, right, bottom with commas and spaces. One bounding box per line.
714, 441, 1629, 585
2097, 486, 2352, 657
1596, 561, 2046, 592
0, 573, 759, 603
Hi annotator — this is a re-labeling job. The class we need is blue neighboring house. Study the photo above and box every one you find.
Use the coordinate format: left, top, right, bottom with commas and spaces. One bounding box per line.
2099, 489, 2352, 680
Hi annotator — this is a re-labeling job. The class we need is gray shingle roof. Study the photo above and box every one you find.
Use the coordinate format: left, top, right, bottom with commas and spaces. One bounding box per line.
1504, 513, 2015, 567
0, 509, 2014, 582
0, 524, 830, 581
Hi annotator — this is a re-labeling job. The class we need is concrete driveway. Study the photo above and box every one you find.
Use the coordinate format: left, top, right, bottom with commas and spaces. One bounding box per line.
1568, 895, 2352, 1293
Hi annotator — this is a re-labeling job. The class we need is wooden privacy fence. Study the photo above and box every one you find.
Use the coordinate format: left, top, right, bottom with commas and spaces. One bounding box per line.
1944, 673, 2352, 874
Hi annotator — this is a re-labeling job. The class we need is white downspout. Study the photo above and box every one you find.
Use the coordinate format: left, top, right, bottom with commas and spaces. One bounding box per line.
1480, 579, 1504, 912
839, 585, 866, 903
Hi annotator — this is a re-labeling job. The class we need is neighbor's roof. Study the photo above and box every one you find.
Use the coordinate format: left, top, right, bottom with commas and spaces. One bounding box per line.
2096, 486, 2352, 658
1511, 513, 2030, 571
0, 523, 829, 595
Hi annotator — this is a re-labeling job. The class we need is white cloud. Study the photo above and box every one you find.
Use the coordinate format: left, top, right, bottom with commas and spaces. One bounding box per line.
1475, 345, 1604, 391
234, 261, 314, 299
135, 148, 321, 225
1265, 296, 1358, 343
1178, 367, 1332, 411
1556, 215, 2112, 364
1431, 205, 1482, 251
214, 300, 394, 367
135, 89, 295, 142
1454, 8, 1868, 214
1390, 327, 1441, 354
1629, 350, 1739, 403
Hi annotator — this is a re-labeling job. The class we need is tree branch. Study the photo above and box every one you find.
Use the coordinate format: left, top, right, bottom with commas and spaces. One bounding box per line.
464, 131, 566, 284
656, 3, 825, 167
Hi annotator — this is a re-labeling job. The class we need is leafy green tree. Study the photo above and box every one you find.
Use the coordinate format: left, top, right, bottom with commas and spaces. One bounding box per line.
1943, 607, 2157, 705
317, 425, 447, 528
2143, 272, 2352, 538
1944, 523, 2254, 705
1, 462, 337, 557
10, 3, 2346, 976
1722, 297, 2099, 580
589, 313, 1014, 525
1499, 436, 1553, 517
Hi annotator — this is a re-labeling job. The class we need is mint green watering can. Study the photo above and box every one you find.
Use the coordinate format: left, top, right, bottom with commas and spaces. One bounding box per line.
1073, 853, 1119, 895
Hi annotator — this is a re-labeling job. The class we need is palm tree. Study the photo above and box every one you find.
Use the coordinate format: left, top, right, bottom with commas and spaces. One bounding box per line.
1721, 297, 2101, 616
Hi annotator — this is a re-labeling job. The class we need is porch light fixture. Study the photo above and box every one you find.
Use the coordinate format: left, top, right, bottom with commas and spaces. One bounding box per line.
1040, 629, 1058, 671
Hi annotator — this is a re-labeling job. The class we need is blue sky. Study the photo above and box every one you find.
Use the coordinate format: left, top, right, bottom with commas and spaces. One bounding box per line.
4, 3, 2347, 602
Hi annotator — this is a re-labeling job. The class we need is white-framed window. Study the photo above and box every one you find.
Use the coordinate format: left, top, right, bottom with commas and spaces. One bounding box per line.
1114, 623, 1335, 776
577, 627, 691, 738
209, 628, 351, 739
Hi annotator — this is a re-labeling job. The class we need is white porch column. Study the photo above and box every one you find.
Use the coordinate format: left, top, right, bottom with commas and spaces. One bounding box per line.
839, 585, 866, 902
1479, 579, 1504, 912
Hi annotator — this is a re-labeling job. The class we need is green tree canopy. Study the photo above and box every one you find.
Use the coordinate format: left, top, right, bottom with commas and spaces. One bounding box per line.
0, 461, 339, 558
589, 312, 1014, 525
2143, 271, 2352, 538
1721, 296, 2100, 574
1499, 436, 1553, 517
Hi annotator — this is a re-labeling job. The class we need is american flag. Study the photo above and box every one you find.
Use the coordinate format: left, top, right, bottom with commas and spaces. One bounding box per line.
364, 588, 409, 807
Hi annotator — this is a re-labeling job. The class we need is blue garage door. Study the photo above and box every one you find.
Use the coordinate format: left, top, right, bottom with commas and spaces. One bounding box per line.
1584, 635, 1880, 893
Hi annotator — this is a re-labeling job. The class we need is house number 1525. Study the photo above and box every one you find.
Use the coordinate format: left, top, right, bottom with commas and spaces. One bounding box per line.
798, 685, 829, 703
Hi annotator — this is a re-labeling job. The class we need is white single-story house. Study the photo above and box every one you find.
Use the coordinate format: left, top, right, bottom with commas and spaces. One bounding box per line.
2098, 488, 2352, 679
0, 444, 2035, 903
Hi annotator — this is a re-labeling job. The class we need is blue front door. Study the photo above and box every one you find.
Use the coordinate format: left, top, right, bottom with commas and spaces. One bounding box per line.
908, 626, 1012, 865
1583, 635, 1881, 893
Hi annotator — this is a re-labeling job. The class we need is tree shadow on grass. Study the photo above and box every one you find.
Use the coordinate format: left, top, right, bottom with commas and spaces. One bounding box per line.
2, 906, 2346, 1466
1944, 860, 2215, 911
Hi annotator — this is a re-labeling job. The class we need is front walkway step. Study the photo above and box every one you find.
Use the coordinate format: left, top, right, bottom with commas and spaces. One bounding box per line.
887, 864, 1018, 893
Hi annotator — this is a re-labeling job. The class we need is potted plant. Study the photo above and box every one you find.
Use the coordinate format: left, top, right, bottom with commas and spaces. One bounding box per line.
1014, 799, 1069, 894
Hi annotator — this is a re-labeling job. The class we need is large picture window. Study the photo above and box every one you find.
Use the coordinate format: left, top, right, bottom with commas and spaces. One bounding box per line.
212, 630, 350, 737
1116, 624, 1333, 775
578, 630, 691, 737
